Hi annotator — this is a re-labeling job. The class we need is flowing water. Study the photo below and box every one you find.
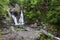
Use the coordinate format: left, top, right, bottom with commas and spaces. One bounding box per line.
11, 15, 19, 25
19, 10, 24, 25
11, 10, 24, 25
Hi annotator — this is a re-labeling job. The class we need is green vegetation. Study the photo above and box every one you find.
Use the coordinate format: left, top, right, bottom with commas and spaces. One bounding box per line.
40, 34, 54, 40
0, 0, 60, 25
0, 0, 10, 19
9, 0, 60, 25
0, 0, 60, 39
0, 34, 3, 38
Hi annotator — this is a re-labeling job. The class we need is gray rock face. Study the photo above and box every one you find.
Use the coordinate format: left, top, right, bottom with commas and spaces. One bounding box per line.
1, 27, 41, 40
1, 27, 60, 40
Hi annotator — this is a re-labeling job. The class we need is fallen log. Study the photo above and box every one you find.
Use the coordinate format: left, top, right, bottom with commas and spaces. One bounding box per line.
40, 29, 60, 40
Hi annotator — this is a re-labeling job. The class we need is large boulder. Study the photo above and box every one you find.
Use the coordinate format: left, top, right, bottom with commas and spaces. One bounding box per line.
1, 27, 41, 40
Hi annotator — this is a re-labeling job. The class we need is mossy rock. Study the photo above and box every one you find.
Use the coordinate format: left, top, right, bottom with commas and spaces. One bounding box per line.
0, 34, 3, 38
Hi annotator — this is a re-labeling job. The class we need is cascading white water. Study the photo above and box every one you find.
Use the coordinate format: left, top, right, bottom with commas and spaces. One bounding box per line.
19, 10, 24, 25
11, 10, 24, 25
11, 15, 19, 25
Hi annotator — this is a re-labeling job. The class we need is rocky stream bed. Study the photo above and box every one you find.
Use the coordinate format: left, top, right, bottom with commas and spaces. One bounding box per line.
0, 24, 60, 40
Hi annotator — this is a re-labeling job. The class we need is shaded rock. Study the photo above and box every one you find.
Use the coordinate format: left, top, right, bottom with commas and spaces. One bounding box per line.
30, 23, 37, 28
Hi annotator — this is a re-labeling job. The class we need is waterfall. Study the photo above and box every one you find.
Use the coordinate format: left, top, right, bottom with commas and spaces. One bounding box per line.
19, 10, 24, 25
11, 15, 19, 25
11, 10, 24, 25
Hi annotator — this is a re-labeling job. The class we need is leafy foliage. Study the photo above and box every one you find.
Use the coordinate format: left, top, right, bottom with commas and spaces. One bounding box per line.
0, 0, 60, 39
0, 0, 60, 25
46, 0, 60, 25
0, 0, 10, 19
